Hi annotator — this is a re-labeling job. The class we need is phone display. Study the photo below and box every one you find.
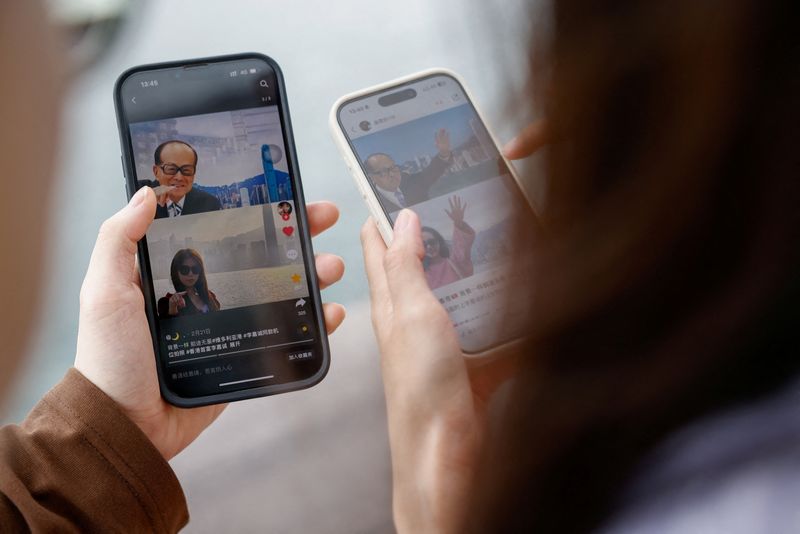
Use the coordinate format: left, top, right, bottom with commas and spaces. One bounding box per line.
115, 54, 328, 406
334, 72, 533, 353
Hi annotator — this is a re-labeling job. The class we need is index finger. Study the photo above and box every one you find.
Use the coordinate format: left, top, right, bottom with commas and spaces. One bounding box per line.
503, 119, 549, 160
307, 201, 339, 237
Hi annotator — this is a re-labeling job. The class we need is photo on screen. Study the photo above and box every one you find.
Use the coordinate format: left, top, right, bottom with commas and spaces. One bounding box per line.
350, 103, 509, 213
407, 175, 521, 291
129, 106, 293, 219
146, 203, 308, 316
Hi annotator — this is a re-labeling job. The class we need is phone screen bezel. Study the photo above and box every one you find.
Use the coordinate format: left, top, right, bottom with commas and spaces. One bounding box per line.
114, 53, 330, 407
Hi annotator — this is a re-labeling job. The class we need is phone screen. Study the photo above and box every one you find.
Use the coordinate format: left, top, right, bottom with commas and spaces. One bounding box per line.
116, 56, 328, 403
337, 73, 532, 352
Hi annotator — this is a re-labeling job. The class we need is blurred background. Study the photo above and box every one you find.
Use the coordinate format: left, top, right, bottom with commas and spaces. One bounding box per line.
6, 0, 539, 531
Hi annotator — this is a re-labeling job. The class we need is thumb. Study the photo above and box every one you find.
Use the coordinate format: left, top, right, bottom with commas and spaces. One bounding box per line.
84, 187, 156, 289
383, 209, 430, 308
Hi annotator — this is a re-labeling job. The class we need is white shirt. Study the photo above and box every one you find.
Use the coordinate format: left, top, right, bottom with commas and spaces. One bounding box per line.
166, 196, 186, 218
373, 184, 406, 209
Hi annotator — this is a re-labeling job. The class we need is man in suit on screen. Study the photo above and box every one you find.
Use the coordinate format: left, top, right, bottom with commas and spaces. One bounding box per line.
364, 128, 453, 212
141, 140, 221, 219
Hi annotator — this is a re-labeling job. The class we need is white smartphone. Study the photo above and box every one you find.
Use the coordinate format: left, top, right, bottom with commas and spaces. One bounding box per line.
330, 69, 536, 355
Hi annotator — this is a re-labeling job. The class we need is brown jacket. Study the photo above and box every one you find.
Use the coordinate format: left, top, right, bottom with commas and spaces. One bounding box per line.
0, 369, 188, 532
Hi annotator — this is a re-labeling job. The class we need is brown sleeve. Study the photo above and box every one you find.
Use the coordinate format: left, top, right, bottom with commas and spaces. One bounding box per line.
0, 368, 188, 533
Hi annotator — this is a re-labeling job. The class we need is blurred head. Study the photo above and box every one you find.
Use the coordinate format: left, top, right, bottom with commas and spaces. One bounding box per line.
152, 140, 198, 201
0, 1, 63, 403
277, 201, 292, 215
366, 153, 402, 191
421, 226, 449, 264
469, 0, 799, 532
170, 249, 212, 305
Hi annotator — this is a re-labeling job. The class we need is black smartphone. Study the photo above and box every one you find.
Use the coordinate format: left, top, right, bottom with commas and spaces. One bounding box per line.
114, 53, 329, 407
331, 70, 535, 354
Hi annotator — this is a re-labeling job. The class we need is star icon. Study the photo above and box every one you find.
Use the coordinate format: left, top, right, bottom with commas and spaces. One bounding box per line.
291, 273, 302, 283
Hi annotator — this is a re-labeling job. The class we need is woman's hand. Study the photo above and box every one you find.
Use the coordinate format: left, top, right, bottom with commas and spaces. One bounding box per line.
167, 291, 186, 315
503, 119, 549, 160
435, 128, 452, 160
444, 195, 467, 229
75, 187, 346, 460
361, 209, 513, 533
359, 121, 548, 531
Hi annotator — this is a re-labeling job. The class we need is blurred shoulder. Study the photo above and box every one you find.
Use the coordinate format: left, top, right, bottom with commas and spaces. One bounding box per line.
601, 375, 800, 534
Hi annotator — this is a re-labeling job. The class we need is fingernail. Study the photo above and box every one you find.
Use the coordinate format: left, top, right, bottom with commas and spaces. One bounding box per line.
394, 209, 411, 233
129, 187, 148, 208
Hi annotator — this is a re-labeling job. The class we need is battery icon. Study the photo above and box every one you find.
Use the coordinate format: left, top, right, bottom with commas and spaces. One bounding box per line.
249, 68, 257, 74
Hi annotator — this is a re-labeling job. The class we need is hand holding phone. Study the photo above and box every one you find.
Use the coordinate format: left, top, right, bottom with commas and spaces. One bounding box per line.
356, 114, 547, 532
74, 189, 344, 459
360, 207, 519, 532
115, 54, 335, 407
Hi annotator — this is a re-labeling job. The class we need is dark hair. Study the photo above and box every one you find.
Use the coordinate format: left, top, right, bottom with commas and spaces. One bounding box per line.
420, 226, 449, 270
364, 152, 395, 172
469, 1, 800, 532
169, 249, 218, 311
278, 201, 292, 212
154, 140, 198, 166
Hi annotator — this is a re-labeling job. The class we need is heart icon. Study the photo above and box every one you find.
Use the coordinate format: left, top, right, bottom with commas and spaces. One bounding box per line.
282, 226, 294, 237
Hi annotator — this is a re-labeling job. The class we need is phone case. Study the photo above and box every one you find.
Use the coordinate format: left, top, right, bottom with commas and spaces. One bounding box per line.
114, 53, 330, 407
328, 68, 533, 358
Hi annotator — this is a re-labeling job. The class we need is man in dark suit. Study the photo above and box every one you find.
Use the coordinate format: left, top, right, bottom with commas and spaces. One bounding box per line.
364, 128, 453, 212
141, 140, 221, 219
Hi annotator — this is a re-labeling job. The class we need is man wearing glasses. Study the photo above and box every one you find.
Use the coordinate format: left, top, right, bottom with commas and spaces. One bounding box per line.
145, 140, 222, 219
364, 128, 453, 212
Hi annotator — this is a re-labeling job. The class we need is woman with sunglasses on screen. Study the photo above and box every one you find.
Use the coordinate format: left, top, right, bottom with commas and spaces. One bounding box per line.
158, 249, 221, 317
421, 195, 475, 290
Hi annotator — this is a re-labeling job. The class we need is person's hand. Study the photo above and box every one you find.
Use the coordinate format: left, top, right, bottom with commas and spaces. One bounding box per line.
435, 128, 452, 160
361, 209, 514, 533
167, 291, 186, 315
75, 187, 346, 460
167, 189, 185, 204
502, 119, 549, 160
150, 184, 173, 207
444, 195, 467, 229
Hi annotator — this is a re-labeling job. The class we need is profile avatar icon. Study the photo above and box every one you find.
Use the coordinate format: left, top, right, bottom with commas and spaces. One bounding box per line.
277, 201, 293, 221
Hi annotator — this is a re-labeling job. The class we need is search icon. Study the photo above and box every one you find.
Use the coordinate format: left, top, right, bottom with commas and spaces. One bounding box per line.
259, 80, 268, 88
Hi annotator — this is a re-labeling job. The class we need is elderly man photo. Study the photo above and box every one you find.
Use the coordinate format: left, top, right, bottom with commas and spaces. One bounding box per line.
364, 128, 453, 212
140, 140, 222, 219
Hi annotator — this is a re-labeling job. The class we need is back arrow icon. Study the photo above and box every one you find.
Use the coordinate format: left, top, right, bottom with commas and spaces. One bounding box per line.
131, 97, 136, 104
